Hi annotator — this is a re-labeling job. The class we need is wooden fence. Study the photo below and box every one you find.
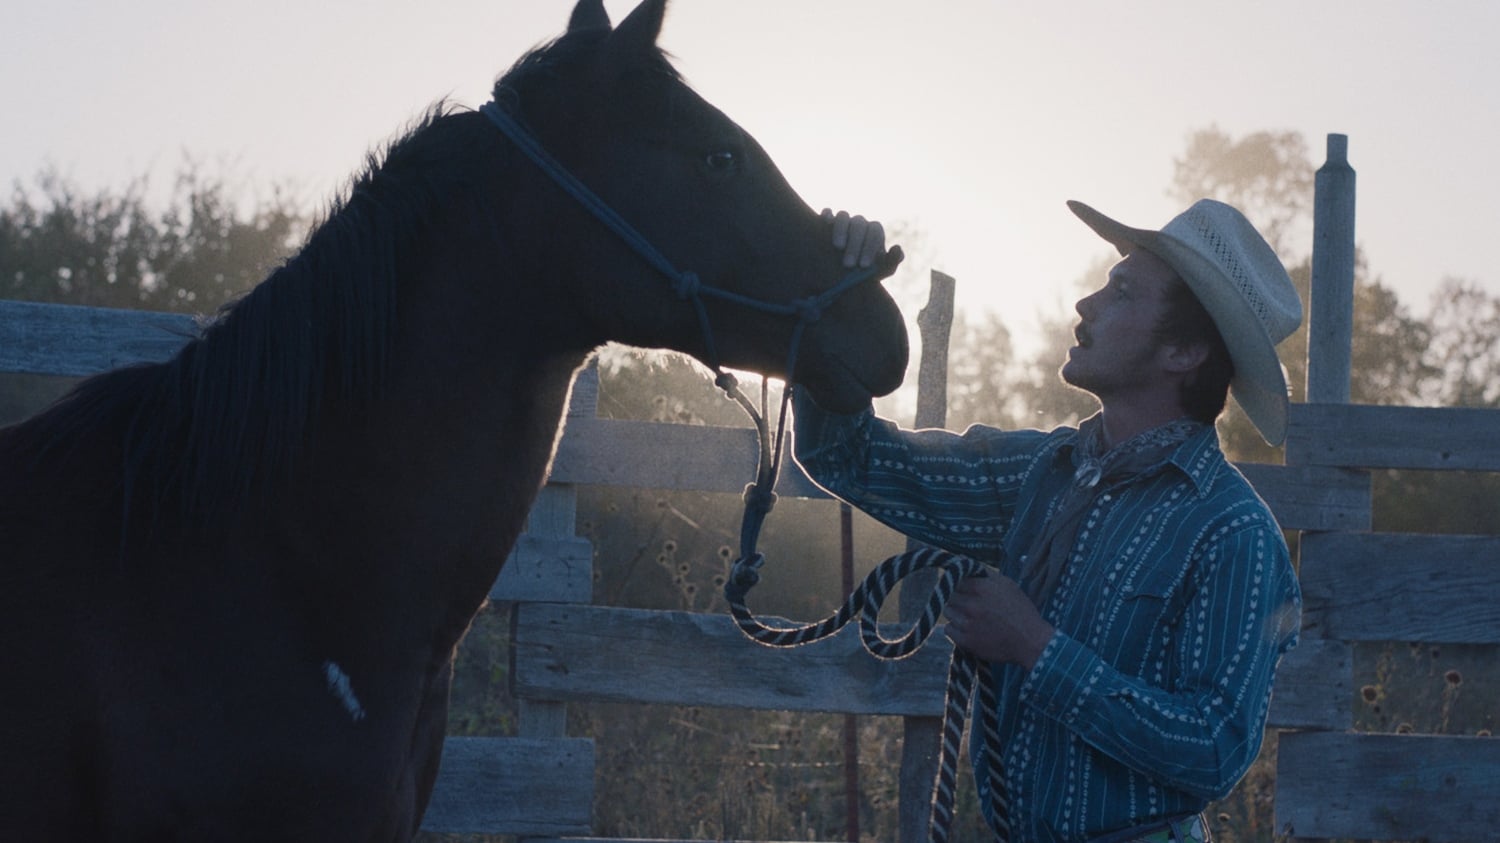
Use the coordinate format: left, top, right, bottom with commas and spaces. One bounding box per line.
1269, 135, 1500, 842
2, 134, 1497, 842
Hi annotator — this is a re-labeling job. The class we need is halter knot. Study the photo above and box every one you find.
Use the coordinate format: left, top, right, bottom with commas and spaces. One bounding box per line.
792, 296, 824, 324
724, 552, 766, 602
673, 271, 702, 300
741, 481, 777, 515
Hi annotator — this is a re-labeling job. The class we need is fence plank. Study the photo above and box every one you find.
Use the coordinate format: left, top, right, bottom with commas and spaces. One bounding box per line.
1267, 639, 1353, 731
512, 603, 1336, 729
513, 603, 951, 716
1287, 403, 1500, 471
492, 534, 594, 604
548, 416, 828, 499
1301, 532, 1500, 643
420, 736, 593, 835
1236, 463, 1371, 532
0, 299, 196, 376
549, 418, 1379, 520
1274, 731, 1500, 842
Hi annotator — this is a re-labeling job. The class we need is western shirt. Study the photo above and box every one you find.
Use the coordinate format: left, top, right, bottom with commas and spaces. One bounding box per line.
792, 398, 1301, 842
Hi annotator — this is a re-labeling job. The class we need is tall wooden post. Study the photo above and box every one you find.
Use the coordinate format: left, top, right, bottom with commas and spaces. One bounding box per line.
898, 270, 956, 843
1282, 135, 1357, 843
1307, 134, 1356, 404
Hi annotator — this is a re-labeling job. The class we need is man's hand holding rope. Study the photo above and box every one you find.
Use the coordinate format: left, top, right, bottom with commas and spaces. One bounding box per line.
943, 573, 1055, 672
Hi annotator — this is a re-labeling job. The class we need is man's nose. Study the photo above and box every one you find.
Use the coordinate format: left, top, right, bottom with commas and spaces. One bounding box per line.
1074, 291, 1096, 319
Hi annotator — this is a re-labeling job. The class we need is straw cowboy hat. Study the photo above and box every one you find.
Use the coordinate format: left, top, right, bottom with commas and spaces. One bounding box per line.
1068, 198, 1302, 445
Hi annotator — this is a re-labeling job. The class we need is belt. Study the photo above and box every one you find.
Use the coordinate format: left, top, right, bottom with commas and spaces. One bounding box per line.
1088, 813, 1209, 843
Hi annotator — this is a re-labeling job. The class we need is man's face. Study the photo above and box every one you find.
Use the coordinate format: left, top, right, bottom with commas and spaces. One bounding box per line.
1060, 249, 1179, 402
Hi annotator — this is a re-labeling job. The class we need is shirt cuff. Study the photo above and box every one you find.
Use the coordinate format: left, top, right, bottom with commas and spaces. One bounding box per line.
1019, 630, 1107, 726
791, 394, 874, 475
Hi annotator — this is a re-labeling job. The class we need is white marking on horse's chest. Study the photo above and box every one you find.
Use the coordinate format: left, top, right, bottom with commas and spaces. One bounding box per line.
322, 660, 368, 723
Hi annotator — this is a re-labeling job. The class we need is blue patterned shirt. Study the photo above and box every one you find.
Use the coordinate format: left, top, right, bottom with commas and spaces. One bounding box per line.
792, 399, 1301, 843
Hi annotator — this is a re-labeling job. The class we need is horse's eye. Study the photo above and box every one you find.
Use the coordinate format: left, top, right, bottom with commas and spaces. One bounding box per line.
705, 151, 739, 173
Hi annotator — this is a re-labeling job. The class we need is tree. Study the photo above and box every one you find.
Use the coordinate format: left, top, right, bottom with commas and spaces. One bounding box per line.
1170, 126, 1313, 255
1423, 277, 1500, 408
1004, 259, 1111, 434
942, 309, 1021, 432
0, 165, 307, 425
1, 164, 303, 313
1, 172, 159, 310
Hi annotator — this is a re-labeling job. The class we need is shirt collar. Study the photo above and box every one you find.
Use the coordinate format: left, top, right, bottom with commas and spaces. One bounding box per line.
1056, 414, 1221, 496
1166, 423, 1223, 496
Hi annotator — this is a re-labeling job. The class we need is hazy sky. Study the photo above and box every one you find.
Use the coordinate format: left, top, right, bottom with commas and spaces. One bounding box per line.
5, 0, 1497, 357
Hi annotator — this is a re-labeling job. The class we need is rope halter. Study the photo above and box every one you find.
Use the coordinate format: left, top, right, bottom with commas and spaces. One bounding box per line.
479, 97, 1006, 843
480, 100, 887, 390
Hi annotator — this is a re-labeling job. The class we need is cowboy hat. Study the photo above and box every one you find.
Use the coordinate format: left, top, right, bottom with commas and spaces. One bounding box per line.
1067, 198, 1302, 445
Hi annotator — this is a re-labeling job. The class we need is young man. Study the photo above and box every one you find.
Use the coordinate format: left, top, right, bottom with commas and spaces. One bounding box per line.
805, 201, 1303, 842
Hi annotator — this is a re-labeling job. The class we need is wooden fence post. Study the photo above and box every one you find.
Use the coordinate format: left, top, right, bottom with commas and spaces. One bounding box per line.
1280, 132, 1357, 843
898, 270, 956, 843
1306, 133, 1356, 404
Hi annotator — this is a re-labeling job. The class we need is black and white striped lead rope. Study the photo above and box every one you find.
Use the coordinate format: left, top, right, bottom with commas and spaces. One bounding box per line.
711, 375, 1010, 843
724, 545, 1011, 843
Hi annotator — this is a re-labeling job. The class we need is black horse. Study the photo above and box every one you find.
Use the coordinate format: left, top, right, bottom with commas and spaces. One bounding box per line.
0, 1, 908, 838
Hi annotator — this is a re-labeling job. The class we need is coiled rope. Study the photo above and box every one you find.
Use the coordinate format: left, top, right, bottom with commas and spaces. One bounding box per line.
719, 381, 1010, 843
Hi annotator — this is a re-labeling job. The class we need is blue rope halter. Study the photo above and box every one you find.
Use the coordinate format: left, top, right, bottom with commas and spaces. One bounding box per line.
480, 97, 1007, 843
481, 99, 882, 588
479, 101, 882, 387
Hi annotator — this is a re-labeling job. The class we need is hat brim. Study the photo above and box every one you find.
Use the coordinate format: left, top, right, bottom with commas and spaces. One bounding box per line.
1067, 200, 1289, 445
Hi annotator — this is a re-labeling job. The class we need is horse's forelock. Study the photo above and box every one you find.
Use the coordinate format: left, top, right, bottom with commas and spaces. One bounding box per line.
492, 24, 680, 111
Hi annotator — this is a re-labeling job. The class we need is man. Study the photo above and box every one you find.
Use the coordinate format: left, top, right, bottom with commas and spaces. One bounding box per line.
805, 201, 1303, 842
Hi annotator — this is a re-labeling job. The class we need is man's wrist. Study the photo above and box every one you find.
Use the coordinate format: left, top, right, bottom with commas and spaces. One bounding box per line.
1019, 622, 1056, 671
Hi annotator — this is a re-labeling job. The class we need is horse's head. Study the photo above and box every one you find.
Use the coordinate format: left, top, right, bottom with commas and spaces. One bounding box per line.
494, 0, 908, 412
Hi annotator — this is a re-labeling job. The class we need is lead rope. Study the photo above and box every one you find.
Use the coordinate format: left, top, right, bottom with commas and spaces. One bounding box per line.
474, 95, 1007, 843
720, 385, 1011, 843
477, 93, 984, 834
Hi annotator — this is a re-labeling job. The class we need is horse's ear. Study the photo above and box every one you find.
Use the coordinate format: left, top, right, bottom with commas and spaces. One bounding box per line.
567, 0, 611, 33
607, 0, 667, 55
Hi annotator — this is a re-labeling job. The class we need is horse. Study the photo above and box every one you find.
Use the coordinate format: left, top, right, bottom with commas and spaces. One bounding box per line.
0, 0, 908, 838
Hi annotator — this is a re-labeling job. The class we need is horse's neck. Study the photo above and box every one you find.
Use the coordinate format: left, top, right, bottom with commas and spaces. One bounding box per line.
262, 194, 605, 660
285, 346, 589, 658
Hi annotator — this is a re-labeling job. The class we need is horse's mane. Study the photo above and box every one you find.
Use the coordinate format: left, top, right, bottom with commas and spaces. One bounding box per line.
3, 27, 680, 545
5, 101, 484, 537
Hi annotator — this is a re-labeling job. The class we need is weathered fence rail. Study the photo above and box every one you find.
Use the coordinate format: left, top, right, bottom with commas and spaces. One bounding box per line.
4, 134, 1498, 843
1273, 404, 1500, 841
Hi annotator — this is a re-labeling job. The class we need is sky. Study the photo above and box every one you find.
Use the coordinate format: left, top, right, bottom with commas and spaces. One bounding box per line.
5, 0, 1499, 357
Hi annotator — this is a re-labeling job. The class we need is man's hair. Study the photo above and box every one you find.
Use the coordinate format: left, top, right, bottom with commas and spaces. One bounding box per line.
1153, 273, 1234, 424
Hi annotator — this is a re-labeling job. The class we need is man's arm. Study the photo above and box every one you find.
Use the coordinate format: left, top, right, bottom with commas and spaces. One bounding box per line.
792, 393, 1050, 560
